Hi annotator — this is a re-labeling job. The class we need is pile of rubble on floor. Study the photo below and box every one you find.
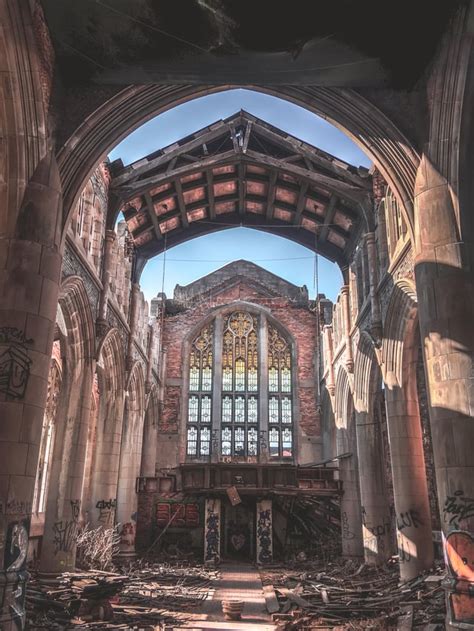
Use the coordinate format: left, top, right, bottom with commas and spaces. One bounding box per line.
26, 562, 218, 630
261, 557, 446, 630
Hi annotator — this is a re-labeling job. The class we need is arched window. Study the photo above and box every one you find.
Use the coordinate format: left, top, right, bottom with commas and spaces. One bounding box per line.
221, 311, 259, 457
268, 324, 293, 458
186, 309, 294, 460
187, 323, 213, 456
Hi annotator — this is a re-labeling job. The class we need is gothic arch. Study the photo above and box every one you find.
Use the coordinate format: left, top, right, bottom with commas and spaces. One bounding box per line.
353, 331, 382, 414
334, 366, 353, 431
57, 85, 419, 244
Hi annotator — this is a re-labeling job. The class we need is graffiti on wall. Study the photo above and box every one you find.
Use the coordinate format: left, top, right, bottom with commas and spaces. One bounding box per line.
96, 499, 116, 527
0, 328, 34, 399
445, 530, 474, 625
257, 507, 272, 564
53, 500, 80, 555
205, 505, 220, 563
156, 502, 200, 528
5, 519, 29, 572
443, 491, 474, 529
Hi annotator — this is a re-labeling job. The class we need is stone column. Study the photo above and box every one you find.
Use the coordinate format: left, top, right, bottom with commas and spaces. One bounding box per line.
385, 383, 433, 580
337, 408, 364, 558
126, 283, 140, 366
355, 408, 393, 564
0, 151, 63, 625
323, 326, 335, 397
415, 157, 474, 623
211, 314, 223, 463
204, 498, 221, 565
256, 499, 273, 564
365, 232, 382, 342
259, 315, 269, 462
98, 230, 116, 323
340, 286, 354, 372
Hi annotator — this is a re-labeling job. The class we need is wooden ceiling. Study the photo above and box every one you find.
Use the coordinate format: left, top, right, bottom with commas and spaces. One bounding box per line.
109, 111, 372, 268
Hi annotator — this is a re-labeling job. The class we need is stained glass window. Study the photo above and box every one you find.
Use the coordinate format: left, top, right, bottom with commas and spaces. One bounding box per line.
221, 311, 259, 457
267, 324, 293, 457
187, 324, 214, 456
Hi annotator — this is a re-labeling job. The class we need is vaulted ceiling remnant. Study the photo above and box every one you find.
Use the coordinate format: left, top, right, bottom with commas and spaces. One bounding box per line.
109, 111, 372, 272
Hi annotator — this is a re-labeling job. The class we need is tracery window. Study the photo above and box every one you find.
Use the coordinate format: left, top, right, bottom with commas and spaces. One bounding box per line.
268, 324, 293, 457
221, 311, 259, 457
187, 323, 213, 456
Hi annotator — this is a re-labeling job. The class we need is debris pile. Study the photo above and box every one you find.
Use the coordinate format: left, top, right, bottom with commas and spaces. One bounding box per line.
26, 563, 218, 630
261, 558, 446, 630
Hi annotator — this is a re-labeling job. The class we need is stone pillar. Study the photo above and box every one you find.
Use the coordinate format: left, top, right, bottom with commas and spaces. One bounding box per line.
338, 411, 364, 558
204, 498, 221, 565
211, 314, 223, 463
98, 230, 116, 323
126, 283, 140, 366
415, 157, 474, 624
365, 232, 382, 342
355, 409, 393, 564
259, 315, 269, 462
323, 326, 335, 396
340, 286, 353, 372
256, 499, 273, 564
0, 151, 63, 625
385, 383, 433, 580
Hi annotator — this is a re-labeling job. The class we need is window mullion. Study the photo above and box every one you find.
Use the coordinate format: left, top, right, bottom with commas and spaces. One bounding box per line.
259, 315, 269, 461
212, 314, 224, 462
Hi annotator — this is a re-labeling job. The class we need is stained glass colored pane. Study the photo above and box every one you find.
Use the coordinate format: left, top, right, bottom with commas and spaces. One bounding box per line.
248, 428, 258, 456
202, 366, 212, 391
187, 427, 197, 455
281, 367, 291, 392
269, 428, 279, 457
269, 367, 279, 392
189, 367, 200, 391
222, 366, 233, 391
200, 428, 210, 455
222, 427, 232, 455
281, 397, 292, 423
234, 427, 245, 456
235, 359, 245, 391
248, 397, 258, 423
222, 396, 232, 423
282, 428, 292, 457
269, 397, 279, 424
188, 396, 199, 423
248, 367, 258, 391
235, 396, 245, 423
201, 396, 211, 424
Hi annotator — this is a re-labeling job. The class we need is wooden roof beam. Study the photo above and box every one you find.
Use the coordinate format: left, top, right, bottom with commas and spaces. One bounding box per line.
318, 195, 339, 243
144, 192, 163, 240
206, 168, 216, 220
238, 162, 245, 216
266, 170, 278, 220
174, 179, 189, 229
293, 181, 309, 225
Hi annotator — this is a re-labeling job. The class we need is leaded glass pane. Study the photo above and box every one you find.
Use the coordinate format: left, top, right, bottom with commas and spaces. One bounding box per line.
248, 367, 258, 391
188, 396, 199, 423
248, 428, 258, 456
235, 359, 245, 391
269, 367, 279, 392
235, 396, 245, 423
222, 396, 232, 423
189, 366, 200, 391
201, 396, 211, 424
269, 428, 279, 457
222, 427, 232, 455
200, 428, 210, 455
269, 397, 279, 424
234, 427, 245, 456
187, 427, 198, 455
222, 367, 232, 391
248, 396, 258, 423
281, 367, 291, 392
281, 397, 292, 423
282, 428, 292, 457
202, 366, 212, 391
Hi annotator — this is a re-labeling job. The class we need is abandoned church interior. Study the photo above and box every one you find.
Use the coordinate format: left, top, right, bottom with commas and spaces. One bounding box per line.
1, 1, 474, 629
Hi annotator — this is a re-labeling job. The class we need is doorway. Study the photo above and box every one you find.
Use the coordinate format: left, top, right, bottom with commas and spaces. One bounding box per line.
222, 499, 255, 560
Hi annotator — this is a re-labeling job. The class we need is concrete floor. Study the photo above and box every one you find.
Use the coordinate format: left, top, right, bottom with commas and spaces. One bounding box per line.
178, 562, 275, 630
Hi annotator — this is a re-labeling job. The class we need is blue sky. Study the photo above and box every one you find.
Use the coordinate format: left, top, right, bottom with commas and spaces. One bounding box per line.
109, 89, 371, 303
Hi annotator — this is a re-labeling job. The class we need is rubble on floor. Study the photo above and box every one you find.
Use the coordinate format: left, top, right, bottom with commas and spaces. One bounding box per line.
26, 562, 218, 630
260, 557, 446, 630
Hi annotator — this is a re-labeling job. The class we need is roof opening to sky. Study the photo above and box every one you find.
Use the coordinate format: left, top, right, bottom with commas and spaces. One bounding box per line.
109, 89, 370, 304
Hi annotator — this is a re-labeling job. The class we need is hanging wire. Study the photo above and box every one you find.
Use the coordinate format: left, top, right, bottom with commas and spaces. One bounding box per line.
159, 233, 168, 357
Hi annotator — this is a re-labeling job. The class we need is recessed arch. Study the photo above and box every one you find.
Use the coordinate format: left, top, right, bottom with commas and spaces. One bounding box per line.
353, 331, 382, 414
58, 85, 419, 247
